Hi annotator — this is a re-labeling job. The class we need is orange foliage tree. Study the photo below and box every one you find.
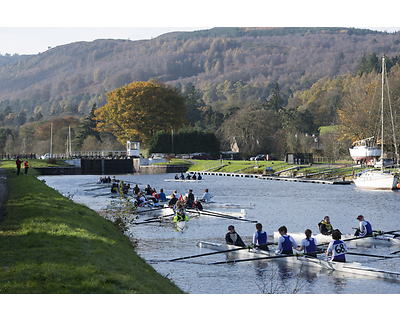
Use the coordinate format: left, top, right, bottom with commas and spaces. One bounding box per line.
94, 80, 187, 145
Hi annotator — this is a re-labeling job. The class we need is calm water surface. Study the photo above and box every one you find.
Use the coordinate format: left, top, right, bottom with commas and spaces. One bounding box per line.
41, 173, 400, 294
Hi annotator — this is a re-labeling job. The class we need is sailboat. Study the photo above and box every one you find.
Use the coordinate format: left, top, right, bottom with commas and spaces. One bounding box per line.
353, 55, 399, 190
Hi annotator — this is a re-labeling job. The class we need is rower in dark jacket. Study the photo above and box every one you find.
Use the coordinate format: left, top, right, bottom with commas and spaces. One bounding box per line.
225, 225, 246, 247
318, 216, 334, 235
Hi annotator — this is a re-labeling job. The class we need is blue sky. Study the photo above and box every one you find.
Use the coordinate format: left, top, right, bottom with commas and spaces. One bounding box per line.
1, 1, 399, 55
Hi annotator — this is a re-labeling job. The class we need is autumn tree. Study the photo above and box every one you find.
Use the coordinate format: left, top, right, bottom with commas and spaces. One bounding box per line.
94, 80, 187, 145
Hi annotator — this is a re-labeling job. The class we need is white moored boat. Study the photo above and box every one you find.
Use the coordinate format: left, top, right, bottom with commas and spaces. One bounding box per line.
353, 169, 399, 190
197, 241, 400, 281
352, 55, 399, 190
273, 231, 400, 247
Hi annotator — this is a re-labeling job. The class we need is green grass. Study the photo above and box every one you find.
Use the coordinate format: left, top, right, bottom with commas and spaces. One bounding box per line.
187, 159, 290, 173
0, 160, 183, 294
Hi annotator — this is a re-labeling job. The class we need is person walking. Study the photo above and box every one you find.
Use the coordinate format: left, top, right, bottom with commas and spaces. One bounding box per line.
15, 157, 22, 175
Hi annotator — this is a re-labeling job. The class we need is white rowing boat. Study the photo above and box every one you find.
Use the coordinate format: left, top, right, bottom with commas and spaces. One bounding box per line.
175, 220, 187, 231
197, 241, 400, 281
136, 206, 174, 217
273, 231, 400, 247
202, 202, 255, 209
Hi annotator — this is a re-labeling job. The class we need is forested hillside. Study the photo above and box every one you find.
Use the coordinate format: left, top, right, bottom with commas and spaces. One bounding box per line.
1, 27, 400, 158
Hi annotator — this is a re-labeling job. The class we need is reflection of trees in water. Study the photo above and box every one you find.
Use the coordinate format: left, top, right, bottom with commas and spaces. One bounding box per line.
253, 261, 317, 294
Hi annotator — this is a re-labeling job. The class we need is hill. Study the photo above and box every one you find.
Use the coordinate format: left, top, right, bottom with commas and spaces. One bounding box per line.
1, 27, 400, 119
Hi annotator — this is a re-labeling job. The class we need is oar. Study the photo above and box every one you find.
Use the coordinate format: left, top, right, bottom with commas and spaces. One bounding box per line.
134, 219, 162, 225
144, 213, 174, 221
84, 185, 111, 191
188, 209, 257, 223
168, 242, 276, 262
93, 193, 112, 198
137, 206, 167, 214
169, 247, 250, 261
198, 210, 257, 222
346, 251, 398, 259
341, 229, 400, 244
209, 253, 299, 265
135, 213, 176, 225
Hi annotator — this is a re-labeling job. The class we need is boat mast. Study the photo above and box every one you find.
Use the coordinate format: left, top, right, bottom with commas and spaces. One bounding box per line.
381, 55, 385, 164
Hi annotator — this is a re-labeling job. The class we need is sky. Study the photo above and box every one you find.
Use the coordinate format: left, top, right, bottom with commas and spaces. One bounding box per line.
1, 2, 400, 55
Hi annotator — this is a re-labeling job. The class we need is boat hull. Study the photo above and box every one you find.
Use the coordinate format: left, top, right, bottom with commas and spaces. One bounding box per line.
353, 170, 399, 190
197, 241, 400, 280
136, 206, 174, 217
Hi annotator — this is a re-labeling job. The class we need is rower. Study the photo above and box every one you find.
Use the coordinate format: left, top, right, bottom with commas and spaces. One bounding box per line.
253, 223, 269, 250
200, 188, 213, 203
188, 189, 195, 201
133, 184, 140, 195
173, 207, 189, 223
225, 225, 246, 247
326, 230, 347, 262
318, 216, 333, 235
276, 226, 298, 254
158, 188, 167, 201
297, 229, 317, 257
354, 215, 373, 237
168, 194, 178, 207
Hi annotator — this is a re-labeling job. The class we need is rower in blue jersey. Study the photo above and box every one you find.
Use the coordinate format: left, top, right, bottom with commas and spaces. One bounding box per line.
297, 229, 318, 257
326, 230, 347, 262
276, 225, 298, 254
253, 223, 269, 250
354, 215, 373, 237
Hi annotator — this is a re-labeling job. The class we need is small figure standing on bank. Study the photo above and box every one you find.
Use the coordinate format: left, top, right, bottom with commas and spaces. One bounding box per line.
24, 160, 29, 175
16, 157, 22, 175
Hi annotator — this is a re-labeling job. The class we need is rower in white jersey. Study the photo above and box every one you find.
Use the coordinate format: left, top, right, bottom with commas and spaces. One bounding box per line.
276, 225, 298, 254
326, 230, 347, 262
297, 229, 318, 257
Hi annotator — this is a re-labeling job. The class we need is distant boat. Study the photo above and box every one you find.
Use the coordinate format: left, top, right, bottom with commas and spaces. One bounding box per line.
349, 136, 381, 166
353, 55, 399, 190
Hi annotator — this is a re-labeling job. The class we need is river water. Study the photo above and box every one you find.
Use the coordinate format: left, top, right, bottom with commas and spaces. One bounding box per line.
40, 173, 400, 295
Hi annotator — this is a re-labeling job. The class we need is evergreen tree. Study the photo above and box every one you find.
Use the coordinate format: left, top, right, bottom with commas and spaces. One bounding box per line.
75, 103, 101, 148
265, 82, 284, 112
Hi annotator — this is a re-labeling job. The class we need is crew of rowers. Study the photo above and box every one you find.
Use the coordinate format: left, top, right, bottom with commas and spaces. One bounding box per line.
130, 184, 213, 223
226, 215, 373, 263
97, 176, 112, 184
175, 172, 202, 180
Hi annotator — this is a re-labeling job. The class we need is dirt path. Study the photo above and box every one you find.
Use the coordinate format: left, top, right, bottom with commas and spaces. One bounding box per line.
0, 168, 8, 224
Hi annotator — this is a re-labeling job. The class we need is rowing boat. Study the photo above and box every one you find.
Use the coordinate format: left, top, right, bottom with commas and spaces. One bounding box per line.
136, 206, 174, 217
175, 220, 187, 231
197, 241, 400, 281
273, 231, 400, 247
203, 202, 255, 210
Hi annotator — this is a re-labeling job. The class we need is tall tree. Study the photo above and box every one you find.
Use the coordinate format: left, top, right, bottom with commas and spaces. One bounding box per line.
94, 80, 187, 145
75, 103, 101, 148
265, 82, 284, 111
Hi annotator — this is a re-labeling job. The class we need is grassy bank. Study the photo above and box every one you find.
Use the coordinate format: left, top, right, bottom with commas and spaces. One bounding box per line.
0, 160, 183, 293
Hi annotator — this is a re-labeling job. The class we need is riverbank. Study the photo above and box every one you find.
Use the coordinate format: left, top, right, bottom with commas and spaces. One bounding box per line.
0, 160, 183, 293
